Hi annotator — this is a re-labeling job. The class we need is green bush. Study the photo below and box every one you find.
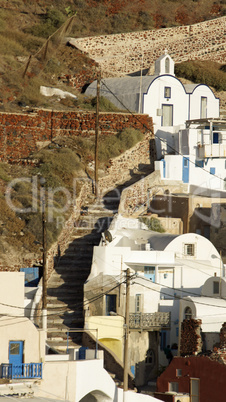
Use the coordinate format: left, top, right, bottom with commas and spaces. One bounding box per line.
0, 34, 25, 56
0, 163, 10, 182
175, 61, 226, 91
98, 128, 144, 162
34, 147, 82, 188
91, 96, 122, 112
24, 8, 67, 38
139, 216, 165, 233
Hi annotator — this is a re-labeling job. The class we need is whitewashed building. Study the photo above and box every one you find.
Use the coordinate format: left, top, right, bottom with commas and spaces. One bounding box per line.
155, 118, 226, 195
85, 52, 219, 159
84, 214, 224, 386
0, 272, 160, 401
179, 275, 226, 353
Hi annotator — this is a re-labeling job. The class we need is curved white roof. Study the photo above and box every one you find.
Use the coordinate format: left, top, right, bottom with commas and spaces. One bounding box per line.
183, 296, 226, 332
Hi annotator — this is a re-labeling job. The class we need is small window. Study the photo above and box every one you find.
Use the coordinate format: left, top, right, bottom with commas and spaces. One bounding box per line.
201, 97, 207, 119
185, 306, 192, 320
165, 57, 170, 74
9, 343, 20, 355
145, 349, 155, 367
164, 87, 171, 98
210, 167, 216, 175
213, 132, 219, 144
184, 243, 195, 256
106, 294, 117, 315
213, 281, 219, 294
135, 294, 141, 313
169, 382, 179, 392
176, 369, 182, 377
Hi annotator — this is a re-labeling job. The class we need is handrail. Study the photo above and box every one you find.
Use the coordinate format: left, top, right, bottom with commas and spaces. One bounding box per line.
1, 363, 42, 379
66, 328, 98, 358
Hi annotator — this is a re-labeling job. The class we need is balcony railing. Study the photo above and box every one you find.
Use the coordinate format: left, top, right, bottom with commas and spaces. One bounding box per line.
198, 143, 226, 158
1, 363, 42, 379
129, 312, 170, 330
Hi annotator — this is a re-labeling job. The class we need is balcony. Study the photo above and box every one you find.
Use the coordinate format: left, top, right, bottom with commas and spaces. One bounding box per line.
198, 143, 226, 158
129, 312, 171, 330
1, 363, 42, 380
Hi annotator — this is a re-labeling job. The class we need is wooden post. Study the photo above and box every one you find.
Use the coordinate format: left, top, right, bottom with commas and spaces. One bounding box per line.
123, 268, 130, 394
41, 187, 47, 331
94, 71, 101, 197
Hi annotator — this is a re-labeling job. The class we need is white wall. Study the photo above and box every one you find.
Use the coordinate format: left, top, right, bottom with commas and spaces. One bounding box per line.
0, 272, 24, 317
0, 317, 45, 363
189, 85, 219, 120
143, 75, 188, 129
89, 246, 131, 279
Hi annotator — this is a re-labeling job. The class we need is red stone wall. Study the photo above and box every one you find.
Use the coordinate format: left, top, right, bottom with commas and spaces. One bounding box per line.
0, 109, 153, 162
180, 319, 202, 356
156, 355, 226, 402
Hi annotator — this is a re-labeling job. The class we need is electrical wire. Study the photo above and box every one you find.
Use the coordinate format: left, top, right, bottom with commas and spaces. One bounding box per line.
132, 277, 226, 309
101, 80, 226, 184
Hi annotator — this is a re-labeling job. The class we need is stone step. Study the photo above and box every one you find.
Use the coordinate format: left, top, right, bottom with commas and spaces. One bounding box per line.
56, 259, 92, 266
47, 277, 81, 286
47, 340, 82, 352
47, 286, 82, 294
47, 294, 83, 302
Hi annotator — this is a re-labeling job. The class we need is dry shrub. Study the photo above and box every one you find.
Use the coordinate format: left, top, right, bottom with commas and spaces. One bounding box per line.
175, 60, 226, 91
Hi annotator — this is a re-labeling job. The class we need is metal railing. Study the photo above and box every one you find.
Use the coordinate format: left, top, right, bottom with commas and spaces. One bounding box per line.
129, 312, 171, 330
1, 363, 42, 379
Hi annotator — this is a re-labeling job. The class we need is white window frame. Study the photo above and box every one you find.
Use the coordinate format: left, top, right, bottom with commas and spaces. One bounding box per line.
184, 243, 196, 257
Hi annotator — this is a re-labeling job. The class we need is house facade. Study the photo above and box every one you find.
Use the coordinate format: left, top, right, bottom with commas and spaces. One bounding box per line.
155, 118, 226, 195
85, 52, 219, 159
155, 355, 226, 402
84, 214, 223, 386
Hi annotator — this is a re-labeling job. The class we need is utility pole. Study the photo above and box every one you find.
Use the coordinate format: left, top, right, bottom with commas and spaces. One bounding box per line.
41, 185, 47, 331
123, 268, 130, 395
94, 70, 101, 198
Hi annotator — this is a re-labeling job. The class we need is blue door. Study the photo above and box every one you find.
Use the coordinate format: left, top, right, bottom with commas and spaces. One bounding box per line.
144, 266, 155, 282
9, 341, 23, 376
182, 157, 189, 183
213, 132, 219, 144
162, 160, 166, 178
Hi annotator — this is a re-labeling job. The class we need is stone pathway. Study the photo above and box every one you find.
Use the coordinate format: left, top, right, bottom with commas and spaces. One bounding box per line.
46, 166, 152, 352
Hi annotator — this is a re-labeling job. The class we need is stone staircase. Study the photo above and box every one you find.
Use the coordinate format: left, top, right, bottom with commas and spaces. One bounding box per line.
46, 204, 115, 352
46, 165, 153, 352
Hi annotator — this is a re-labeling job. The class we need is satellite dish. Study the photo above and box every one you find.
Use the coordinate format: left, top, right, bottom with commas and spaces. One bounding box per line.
104, 230, 112, 243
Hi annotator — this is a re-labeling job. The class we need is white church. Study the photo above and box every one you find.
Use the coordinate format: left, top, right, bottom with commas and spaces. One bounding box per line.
86, 52, 226, 195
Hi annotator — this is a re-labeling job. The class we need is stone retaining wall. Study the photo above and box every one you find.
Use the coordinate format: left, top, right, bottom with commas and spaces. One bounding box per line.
69, 16, 226, 78
0, 126, 154, 274
46, 131, 154, 279
0, 109, 153, 162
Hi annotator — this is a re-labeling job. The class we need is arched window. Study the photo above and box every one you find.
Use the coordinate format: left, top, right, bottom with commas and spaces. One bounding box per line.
184, 306, 192, 320
145, 348, 155, 367
165, 57, 170, 74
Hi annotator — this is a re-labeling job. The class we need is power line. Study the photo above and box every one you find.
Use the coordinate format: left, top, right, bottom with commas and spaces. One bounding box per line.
133, 276, 226, 309
101, 80, 226, 184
